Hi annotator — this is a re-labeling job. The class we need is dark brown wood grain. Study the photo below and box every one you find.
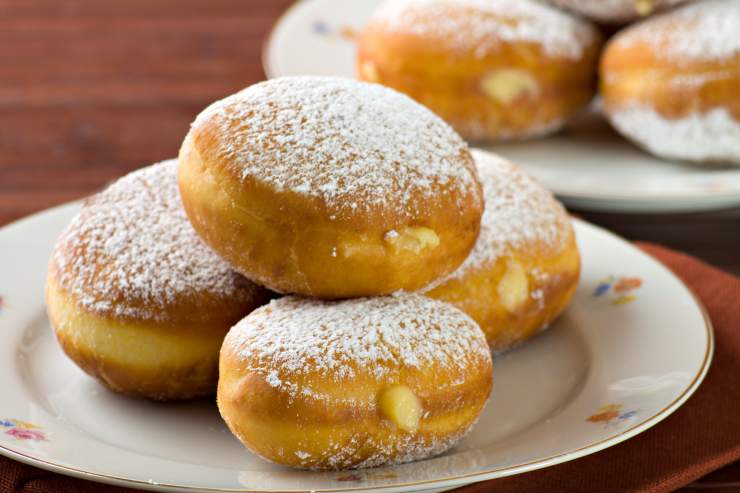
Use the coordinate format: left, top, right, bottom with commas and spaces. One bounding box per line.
0, 0, 293, 224
0, 1, 738, 489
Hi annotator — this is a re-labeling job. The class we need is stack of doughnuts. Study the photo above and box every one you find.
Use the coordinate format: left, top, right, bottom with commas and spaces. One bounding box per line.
47, 76, 580, 470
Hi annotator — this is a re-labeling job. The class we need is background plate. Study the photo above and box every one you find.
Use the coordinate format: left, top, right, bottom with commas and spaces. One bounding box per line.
0, 202, 712, 492
262, 0, 740, 214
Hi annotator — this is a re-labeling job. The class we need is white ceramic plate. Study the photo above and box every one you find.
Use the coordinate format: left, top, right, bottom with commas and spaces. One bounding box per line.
0, 202, 712, 492
262, 0, 740, 214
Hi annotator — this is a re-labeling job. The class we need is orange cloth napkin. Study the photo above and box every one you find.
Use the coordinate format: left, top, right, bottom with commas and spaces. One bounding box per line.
2, 243, 739, 493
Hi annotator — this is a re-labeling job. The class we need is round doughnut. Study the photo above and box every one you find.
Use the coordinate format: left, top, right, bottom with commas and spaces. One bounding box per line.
356, 0, 603, 141
46, 160, 271, 401
179, 76, 483, 298
543, 0, 694, 24
600, 0, 740, 165
424, 151, 580, 352
217, 294, 492, 470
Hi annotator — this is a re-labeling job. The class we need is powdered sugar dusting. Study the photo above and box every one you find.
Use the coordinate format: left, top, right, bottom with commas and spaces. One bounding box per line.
610, 105, 740, 164
50, 160, 263, 321
192, 77, 479, 221
320, 431, 469, 470
369, 0, 600, 60
275, 428, 471, 470
546, 0, 691, 23
614, 0, 740, 62
229, 294, 490, 389
426, 150, 571, 288
224, 294, 490, 470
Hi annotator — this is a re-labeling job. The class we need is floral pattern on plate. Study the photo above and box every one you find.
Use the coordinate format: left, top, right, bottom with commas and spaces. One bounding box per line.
593, 276, 643, 305
1, 419, 46, 442
587, 404, 638, 427
311, 19, 356, 40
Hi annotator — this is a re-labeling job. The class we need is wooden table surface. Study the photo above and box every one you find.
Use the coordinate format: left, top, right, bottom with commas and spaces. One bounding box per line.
0, 1, 738, 491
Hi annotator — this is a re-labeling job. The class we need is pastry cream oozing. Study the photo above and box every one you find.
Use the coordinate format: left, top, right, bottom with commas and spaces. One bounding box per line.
497, 260, 530, 313
481, 69, 539, 105
634, 0, 654, 16
378, 385, 423, 432
384, 226, 440, 255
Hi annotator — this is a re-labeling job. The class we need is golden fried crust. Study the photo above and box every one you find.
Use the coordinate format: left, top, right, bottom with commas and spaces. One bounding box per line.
45, 161, 272, 400
427, 236, 580, 352
46, 278, 235, 400
599, 0, 740, 164
218, 352, 492, 469
357, 2, 603, 141
46, 253, 261, 332
47, 160, 270, 328
179, 81, 484, 298
601, 30, 740, 121
424, 150, 580, 351
216, 295, 493, 470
